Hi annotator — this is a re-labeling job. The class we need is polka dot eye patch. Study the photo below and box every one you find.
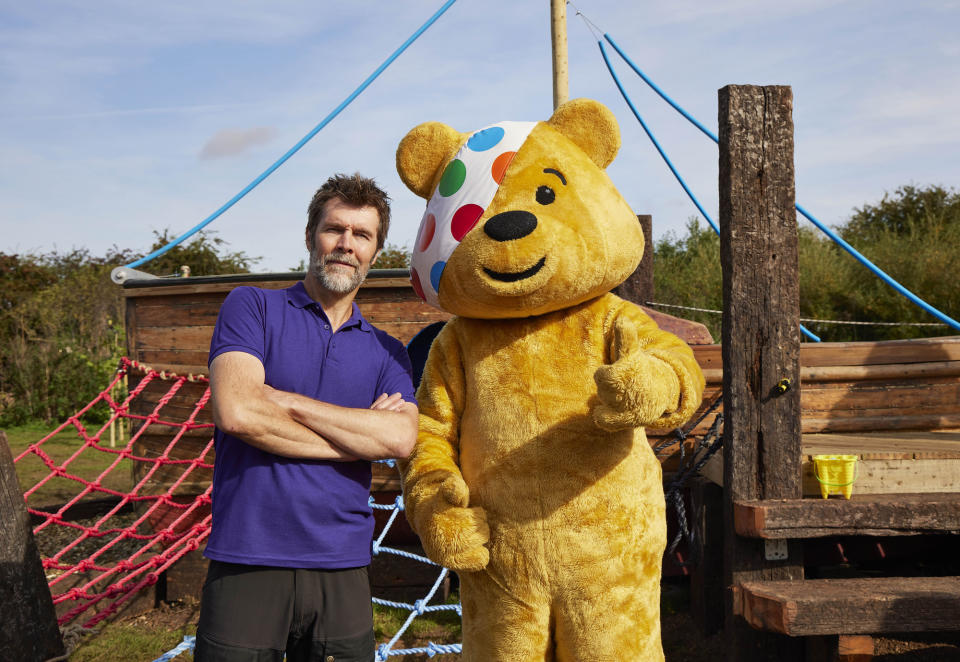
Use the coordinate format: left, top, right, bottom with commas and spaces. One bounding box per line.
410, 121, 537, 307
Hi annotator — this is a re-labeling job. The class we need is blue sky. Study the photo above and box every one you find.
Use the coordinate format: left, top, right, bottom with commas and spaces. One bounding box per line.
2, 1, 958, 273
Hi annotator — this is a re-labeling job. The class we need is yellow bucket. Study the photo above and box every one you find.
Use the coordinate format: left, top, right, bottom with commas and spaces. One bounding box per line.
812, 454, 858, 499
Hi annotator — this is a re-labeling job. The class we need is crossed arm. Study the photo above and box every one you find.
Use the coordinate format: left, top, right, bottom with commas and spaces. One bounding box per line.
209, 351, 418, 461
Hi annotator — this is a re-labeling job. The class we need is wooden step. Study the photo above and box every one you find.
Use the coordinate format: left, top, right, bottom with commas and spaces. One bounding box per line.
735, 576, 960, 636
734, 493, 960, 538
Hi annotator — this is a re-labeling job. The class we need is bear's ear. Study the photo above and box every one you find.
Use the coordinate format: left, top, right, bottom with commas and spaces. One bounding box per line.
546, 98, 620, 169
396, 121, 465, 199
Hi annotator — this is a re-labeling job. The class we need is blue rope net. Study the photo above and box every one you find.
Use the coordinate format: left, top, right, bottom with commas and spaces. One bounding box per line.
149, 458, 462, 661
369, 460, 463, 661
573, 5, 959, 334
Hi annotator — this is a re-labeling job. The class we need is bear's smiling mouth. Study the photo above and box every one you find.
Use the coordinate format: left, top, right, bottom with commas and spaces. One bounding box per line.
482, 256, 547, 282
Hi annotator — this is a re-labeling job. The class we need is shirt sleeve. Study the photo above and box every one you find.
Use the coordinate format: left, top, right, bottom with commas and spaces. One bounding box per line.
375, 331, 418, 407
208, 287, 267, 366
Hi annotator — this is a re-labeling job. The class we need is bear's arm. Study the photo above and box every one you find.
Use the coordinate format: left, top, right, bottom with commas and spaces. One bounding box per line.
399, 323, 491, 570
597, 297, 706, 431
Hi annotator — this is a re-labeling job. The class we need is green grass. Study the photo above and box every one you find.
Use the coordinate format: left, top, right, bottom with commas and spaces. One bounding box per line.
374, 595, 462, 641
69, 618, 196, 662
5, 421, 134, 508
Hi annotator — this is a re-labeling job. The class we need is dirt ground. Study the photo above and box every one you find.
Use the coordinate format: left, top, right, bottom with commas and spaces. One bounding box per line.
86, 580, 960, 661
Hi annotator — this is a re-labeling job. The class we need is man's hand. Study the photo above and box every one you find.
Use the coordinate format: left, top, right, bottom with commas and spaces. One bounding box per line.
211, 352, 358, 461
371, 392, 407, 412
211, 352, 417, 461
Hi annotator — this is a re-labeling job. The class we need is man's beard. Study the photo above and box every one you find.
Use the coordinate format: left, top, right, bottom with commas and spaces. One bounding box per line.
312, 250, 369, 294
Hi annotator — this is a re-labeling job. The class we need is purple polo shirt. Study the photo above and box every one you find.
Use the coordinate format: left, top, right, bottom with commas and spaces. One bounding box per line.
205, 282, 416, 569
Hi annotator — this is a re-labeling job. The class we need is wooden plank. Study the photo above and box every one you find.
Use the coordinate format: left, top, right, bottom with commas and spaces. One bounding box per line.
124, 292, 139, 361
0, 431, 66, 661
799, 378, 960, 413
734, 493, 960, 538
123, 278, 295, 298
133, 299, 223, 327
719, 84, 804, 661
135, 326, 216, 352
122, 274, 412, 298
705, 433, 960, 496
802, 431, 960, 459
800, 360, 960, 382
695, 337, 960, 377
692, 344, 723, 371
803, 412, 960, 434
837, 635, 873, 662
133, 349, 211, 372
802, 457, 960, 495
735, 576, 960, 635
798, 336, 960, 367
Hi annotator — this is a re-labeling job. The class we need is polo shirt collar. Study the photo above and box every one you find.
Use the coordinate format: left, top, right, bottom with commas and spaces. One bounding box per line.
285, 281, 372, 332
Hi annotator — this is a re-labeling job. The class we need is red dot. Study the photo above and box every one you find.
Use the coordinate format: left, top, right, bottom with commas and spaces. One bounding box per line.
491, 151, 517, 184
451, 204, 484, 241
410, 268, 426, 301
418, 214, 436, 252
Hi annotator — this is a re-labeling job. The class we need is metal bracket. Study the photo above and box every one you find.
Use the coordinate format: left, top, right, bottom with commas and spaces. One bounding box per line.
764, 539, 788, 560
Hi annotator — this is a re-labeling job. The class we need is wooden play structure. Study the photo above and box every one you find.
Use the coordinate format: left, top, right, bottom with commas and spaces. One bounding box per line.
688, 85, 960, 661
114, 85, 960, 659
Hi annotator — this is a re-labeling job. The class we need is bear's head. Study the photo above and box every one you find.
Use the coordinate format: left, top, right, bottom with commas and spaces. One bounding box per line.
397, 98, 643, 319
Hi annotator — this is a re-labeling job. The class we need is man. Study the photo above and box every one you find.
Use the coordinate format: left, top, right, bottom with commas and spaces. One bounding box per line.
195, 173, 419, 662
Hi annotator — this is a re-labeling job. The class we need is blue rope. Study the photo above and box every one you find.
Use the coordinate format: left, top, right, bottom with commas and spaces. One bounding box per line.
604, 34, 719, 144
598, 39, 821, 342
597, 41, 720, 237
795, 203, 960, 330
150, 635, 195, 662
124, 0, 460, 270
602, 32, 959, 333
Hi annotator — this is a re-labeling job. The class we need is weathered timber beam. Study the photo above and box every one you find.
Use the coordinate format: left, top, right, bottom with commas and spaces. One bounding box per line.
720, 83, 804, 661
702, 359, 960, 383
0, 432, 65, 661
735, 576, 960, 636
735, 494, 960, 538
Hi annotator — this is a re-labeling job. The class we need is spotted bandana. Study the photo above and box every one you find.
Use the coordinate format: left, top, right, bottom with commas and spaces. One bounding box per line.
410, 121, 537, 309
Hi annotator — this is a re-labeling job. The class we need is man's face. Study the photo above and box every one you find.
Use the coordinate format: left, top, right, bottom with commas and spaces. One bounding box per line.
307, 198, 381, 294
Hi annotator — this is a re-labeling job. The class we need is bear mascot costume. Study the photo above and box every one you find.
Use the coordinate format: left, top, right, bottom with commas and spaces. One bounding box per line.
396, 98, 705, 661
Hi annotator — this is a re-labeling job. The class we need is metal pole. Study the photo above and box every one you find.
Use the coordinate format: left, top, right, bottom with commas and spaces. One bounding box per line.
551, 0, 569, 109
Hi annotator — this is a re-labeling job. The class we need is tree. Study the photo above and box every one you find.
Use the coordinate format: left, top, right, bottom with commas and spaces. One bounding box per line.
650, 184, 959, 343
841, 184, 960, 243
140, 229, 260, 277
373, 243, 411, 269
0, 232, 261, 425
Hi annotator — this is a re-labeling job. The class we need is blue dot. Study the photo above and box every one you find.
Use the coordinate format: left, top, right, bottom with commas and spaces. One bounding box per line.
467, 126, 505, 152
430, 261, 446, 292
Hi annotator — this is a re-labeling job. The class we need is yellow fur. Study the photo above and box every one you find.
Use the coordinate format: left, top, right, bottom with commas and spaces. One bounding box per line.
397, 99, 705, 661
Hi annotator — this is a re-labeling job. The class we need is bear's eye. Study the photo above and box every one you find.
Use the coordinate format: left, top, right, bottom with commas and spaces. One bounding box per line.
536, 185, 556, 205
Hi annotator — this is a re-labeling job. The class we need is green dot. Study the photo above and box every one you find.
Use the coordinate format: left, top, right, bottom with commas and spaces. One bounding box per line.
438, 159, 467, 197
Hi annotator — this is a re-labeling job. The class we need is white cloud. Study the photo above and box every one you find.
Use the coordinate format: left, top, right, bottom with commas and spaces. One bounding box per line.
199, 127, 278, 159
1, 1, 958, 271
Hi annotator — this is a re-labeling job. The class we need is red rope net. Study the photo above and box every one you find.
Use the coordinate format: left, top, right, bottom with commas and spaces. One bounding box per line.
14, 358, 214, 628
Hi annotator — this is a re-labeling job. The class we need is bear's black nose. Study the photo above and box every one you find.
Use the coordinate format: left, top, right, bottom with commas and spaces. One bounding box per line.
483, 211, 538, 242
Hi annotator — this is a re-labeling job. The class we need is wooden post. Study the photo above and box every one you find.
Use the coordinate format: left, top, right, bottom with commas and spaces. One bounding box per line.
613, 214, 654, 305
718, 85, 804, 661
550, 0, 568, 110
0, 431, 65, 661
689, 476, 725, 636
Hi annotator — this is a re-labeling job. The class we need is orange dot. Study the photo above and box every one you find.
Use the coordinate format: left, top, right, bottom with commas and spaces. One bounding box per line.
491, 151, 517, 184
